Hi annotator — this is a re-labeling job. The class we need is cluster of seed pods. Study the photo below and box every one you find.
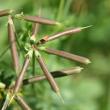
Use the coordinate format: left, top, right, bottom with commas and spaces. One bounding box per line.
0, 9, 91, 110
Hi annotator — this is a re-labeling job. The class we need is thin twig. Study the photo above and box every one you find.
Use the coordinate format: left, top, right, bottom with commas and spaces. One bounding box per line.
23, 66, 83, 85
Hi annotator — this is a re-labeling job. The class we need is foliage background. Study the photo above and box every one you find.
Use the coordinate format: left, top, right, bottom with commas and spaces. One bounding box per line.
0, 0, 110, 110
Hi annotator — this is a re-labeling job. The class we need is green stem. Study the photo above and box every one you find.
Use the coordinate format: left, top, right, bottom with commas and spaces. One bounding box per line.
0, 45, 10, 59
32, 51, 35, 75
57, 0, 65, 20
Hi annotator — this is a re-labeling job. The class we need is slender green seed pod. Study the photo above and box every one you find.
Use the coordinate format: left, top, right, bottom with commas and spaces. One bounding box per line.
13, 56, 30, 94
15, 14, 60, 25
8, 15, 19, 73
37, 25, 92, 45
23, 66, 83, 85
36, 52, 60, 94
43, 48, 91, 64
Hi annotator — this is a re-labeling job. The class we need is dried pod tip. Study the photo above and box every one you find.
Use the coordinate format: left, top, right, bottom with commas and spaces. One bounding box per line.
85, 59, 91, 64
75, 67, 84, 73
30, 35, 36, 43
80, 25, 93, 30
55, 22, 62, 26
56, 92, 64, 104
9, 9, 15, 14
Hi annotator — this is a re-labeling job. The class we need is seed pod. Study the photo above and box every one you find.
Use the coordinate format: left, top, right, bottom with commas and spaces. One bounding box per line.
37, 25, 92, 45
23, 66, 83, 85
15, 14, 60, 25
13, 56, 30, 94
43, 48, 91, 64
36, 52, 60, 94
8, 16, 19, 73
15, 95, 32, 110
0, 9, 14, 17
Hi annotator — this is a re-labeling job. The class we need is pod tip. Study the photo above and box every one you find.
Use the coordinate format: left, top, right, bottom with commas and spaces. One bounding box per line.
56, 91, 64, 104
85, 59, 91, 64
81, 25, 93, 30
56, 22, 62, 26
75, 67, 84, 73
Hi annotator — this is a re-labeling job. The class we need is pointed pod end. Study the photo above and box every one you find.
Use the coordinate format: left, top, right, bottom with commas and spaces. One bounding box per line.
75, 67, 84, 73
56, 91, 64, 104
55, 22, 62, 26
85, 59, 91, 64
9, 9, 15, 14
81, 25, 93, 30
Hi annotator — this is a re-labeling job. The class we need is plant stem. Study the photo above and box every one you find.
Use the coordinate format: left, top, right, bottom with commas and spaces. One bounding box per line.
0, 45, 10, 59
57, 0, 65, 20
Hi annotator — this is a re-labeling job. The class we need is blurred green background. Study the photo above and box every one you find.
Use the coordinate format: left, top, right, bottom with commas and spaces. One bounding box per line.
0, 0, 110, 110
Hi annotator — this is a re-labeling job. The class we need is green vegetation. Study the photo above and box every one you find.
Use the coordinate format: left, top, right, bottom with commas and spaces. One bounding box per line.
0, 0, 110, 110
